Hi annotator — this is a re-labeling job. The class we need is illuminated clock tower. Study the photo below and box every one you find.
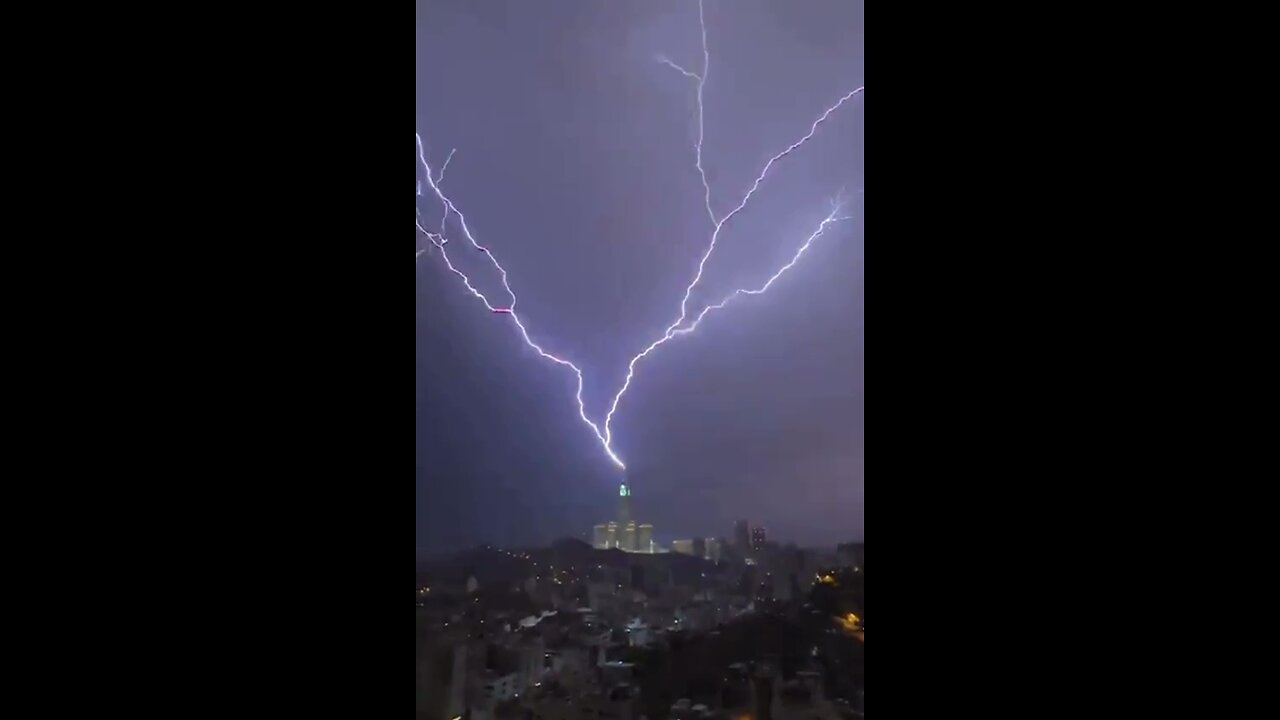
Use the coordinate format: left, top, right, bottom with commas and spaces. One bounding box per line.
617, 482, 632, 525
592, 481, 653, 552
617, 482, 637, 551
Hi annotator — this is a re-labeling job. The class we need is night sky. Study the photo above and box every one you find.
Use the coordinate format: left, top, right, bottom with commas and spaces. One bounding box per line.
416, 0, 863, 554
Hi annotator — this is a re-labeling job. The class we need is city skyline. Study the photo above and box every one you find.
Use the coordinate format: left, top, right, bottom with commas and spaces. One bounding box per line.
420, 480, 856, 561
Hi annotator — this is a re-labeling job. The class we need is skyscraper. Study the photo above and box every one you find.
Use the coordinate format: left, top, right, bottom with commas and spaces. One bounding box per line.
704, 537, 722, 563
735, 520, 751, 550
638, 524, 653, 553
592, 482, 654, 552
618, 483, 635, 550
751, 526, 767, 550
617, 483, 632, 525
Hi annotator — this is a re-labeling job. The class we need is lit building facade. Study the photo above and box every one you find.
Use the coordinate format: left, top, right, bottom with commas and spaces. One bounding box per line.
592, 482, 655, 552
672, 539, 695, 555
638, 524, 653, 553
751, 526, 767, 551
704, 537, 722, 563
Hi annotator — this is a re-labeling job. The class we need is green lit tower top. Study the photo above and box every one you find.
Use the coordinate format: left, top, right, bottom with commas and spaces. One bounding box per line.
617, 481, 631, 525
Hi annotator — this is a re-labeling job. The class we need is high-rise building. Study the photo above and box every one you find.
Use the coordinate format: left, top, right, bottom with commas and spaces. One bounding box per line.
751, 526, 767, 550
618, 483, 632, 525
672, 539, 695, 556
592, 482, 654, 552
638, 524, 653, 553
735, 520, 751, 550
704, 537, 722, 563
837, 541, 865, 569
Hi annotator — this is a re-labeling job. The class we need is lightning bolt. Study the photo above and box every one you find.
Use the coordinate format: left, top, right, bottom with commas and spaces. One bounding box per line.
417, 0, 862, 470
670, 199, 853, 342
416, 135, 624, 468
602, 1, 861, 447
435, 148, 456, 185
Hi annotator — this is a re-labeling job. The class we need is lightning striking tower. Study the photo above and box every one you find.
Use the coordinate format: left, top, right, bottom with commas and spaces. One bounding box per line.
417, 0, 862, 471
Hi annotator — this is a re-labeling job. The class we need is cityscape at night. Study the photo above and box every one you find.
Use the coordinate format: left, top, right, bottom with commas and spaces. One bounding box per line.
416, 481, 865, 720
418, 0, 863, 718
